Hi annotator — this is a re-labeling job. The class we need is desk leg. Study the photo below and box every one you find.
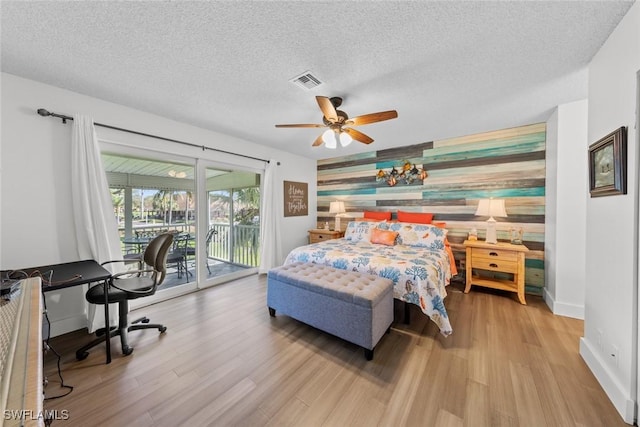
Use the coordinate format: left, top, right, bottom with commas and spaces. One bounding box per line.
103, 279, 111, 364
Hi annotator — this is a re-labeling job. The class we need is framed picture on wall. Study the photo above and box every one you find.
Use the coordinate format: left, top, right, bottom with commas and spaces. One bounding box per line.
588, 126, 627, 197
283, 180, 308, 217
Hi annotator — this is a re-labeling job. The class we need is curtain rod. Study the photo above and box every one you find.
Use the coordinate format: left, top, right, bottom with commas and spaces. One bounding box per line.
36, 108, 276, 164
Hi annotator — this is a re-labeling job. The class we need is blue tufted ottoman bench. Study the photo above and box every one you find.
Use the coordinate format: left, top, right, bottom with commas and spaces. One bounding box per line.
267, 261, 394, 360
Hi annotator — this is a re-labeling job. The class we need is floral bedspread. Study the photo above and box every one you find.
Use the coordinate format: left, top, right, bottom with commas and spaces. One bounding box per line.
283, 238, 453, 336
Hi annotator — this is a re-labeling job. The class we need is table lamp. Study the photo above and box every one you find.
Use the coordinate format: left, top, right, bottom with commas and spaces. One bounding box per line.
475, 198, 507, 244
329, 201, 346, 231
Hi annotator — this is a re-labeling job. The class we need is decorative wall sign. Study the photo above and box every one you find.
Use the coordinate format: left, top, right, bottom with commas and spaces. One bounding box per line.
284, 181, 308, 217
588, 126, 627, 197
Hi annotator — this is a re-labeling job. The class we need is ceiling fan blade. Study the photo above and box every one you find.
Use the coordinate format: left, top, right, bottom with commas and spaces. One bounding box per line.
346, 110, 398, 126
312, 134, 325, 147
316, 96, 338, 123
275, 123, 326, 128
343, 127, 374, 144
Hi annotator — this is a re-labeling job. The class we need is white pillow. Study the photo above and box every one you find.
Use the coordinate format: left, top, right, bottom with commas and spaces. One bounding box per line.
344, 221, 380, 242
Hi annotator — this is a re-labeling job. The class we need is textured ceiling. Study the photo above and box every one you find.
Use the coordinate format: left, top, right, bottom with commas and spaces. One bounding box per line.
1, 1, 634, 160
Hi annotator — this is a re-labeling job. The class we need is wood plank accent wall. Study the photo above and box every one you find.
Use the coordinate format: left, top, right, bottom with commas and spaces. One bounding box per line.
316, 123, 546, 295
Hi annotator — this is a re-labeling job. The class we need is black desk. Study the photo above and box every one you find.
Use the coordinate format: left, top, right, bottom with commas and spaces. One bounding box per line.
16, 260, 114, 364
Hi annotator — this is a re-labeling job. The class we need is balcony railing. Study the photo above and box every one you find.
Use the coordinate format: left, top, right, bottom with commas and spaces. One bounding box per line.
118, 222, 259, 268
118, 223, 193, 238
208, 223, 259, 267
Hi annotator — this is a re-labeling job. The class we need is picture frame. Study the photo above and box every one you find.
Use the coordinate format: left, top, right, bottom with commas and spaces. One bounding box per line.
283, 180, 308, 217
588, 126, 627, 197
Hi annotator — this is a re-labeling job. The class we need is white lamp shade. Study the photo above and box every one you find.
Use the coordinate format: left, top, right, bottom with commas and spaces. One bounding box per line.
322, 129, 337, 149
339, 132, 353, 147
329, 201, 346, 214
475, 198, 507, 218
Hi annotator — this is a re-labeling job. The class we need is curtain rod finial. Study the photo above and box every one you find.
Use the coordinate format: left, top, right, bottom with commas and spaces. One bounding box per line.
37, 108, 51, 117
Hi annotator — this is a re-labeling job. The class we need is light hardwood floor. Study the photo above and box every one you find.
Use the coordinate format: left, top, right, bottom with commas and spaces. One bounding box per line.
43, 275, 627, 426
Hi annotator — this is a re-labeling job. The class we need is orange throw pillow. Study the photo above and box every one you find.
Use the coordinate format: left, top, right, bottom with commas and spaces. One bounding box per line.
397, 210, 433, 224
370, 228, 398, 246
364, 211, 392, 220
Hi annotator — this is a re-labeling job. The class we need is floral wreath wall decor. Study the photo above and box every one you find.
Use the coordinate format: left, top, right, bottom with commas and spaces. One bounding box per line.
376, 160, 427, 186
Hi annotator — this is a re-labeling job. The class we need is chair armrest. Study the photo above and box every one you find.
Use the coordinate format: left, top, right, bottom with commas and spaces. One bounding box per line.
110, 268, 154, 280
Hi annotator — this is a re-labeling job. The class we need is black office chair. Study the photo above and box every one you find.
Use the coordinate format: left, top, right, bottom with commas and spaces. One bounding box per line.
122, 230, 155, 264
76, 233, 173, 360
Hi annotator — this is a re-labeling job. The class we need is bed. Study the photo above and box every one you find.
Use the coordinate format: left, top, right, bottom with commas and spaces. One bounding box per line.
284, 220, 455, 336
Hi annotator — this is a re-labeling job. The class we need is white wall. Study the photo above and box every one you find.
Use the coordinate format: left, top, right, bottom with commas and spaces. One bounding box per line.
545, 109, 559, 304
1, 72, 316, 336
580, 2, 640, 423
544, 99, 588, 319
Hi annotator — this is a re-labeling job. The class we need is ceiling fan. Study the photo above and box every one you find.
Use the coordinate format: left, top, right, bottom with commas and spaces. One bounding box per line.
275, 96, 398, 148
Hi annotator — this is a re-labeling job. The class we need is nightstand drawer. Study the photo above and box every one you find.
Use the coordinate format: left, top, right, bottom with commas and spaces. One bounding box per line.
308, 229, 343, 244
310, 234, 332, 243
471, 258, 517, 273
473, 248, 518, 262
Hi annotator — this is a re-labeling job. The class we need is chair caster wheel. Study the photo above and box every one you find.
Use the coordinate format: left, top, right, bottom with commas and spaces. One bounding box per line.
76, 351, 89, 361
159, 326, 167, 333
122, 346, 134, 356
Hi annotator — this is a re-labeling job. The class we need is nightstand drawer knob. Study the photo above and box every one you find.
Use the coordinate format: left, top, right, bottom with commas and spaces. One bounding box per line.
489, 252, 498, 256
489, 263, 498, 268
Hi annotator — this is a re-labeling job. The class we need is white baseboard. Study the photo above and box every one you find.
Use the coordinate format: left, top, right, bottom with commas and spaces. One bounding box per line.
543, 288, 584, 319
47, 314, 87, 338
580, 337, 636, 424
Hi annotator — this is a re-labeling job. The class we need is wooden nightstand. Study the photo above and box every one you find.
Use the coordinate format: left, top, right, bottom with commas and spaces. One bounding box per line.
463, 240, 529, 304
308, 229, 344, 244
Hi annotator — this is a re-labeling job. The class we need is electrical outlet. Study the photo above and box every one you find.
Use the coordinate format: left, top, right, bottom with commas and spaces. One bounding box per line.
610, 345, 619, 368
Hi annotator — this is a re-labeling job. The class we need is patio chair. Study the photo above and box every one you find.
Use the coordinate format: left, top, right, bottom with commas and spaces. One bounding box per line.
204, 228, 218, 274
166, 233, 192, 280
181, 228, 218, 275
76, 232, 173, 359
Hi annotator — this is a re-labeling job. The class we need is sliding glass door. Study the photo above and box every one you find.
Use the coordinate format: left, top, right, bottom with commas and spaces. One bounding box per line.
102, 152, 198, 296
200, 165, 260, 285
100, 149, 262, 303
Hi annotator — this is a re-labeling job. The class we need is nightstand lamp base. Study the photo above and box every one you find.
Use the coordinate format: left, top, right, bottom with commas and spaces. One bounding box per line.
484, 218, 498, 244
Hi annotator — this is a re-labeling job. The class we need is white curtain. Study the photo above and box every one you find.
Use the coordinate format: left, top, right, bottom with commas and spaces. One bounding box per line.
258, 159, 283, 274
71, 114, 123, 332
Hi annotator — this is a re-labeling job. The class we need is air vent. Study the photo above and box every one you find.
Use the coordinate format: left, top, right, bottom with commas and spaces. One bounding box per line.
290, 71, 323, 90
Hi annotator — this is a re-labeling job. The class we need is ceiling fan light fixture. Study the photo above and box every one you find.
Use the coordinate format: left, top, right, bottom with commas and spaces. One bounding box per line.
322, 129, 337, 149
274, 95, 398, 148
339, 131, 353, 147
